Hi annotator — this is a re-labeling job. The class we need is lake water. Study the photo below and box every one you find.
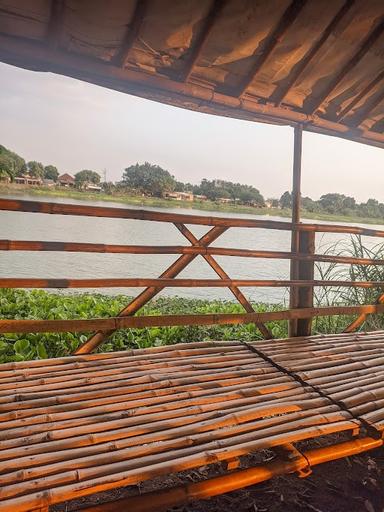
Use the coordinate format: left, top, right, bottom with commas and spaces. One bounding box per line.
1, 194, 383, 304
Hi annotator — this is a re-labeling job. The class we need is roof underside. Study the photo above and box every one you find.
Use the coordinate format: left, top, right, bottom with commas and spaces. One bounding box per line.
0, 0, 384, 148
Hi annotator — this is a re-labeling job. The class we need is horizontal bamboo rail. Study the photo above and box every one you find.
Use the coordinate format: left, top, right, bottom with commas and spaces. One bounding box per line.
3, 198, 384, 238
2, 304, 384, 334
3, 197, 384, 347
2, 239, 384, 266
3, 278, 384, 289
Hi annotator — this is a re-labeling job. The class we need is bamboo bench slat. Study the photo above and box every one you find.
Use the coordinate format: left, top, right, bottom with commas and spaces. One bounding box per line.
1, 332, 384, 511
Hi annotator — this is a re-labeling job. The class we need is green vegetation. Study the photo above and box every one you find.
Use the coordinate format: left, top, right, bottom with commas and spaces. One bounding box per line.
75, 169, 101, 187
0, 290, 287, 362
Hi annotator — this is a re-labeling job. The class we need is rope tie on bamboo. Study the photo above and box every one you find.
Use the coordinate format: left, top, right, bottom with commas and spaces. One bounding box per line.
240, 340, 381, 439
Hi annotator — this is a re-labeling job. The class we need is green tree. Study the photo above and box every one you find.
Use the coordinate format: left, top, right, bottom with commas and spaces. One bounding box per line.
0, 145, 26, 180
27, 161, 45, 179
121, 162, 176, 197
75, 170, 101, 188
279, 191, 292, 209
44, 165, 59, 181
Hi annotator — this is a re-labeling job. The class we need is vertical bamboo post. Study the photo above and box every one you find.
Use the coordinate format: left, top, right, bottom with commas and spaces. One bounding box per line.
289, 125, 303, 337
296, 230, 315, 336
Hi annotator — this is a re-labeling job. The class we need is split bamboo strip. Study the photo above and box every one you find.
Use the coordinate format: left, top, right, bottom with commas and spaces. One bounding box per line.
78, 436, 384, 512
0, 421, 357, 512
0, 404, 342, 482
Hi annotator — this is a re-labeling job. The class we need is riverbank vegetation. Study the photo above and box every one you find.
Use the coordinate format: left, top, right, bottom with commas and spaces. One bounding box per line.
2, 143, 384, 224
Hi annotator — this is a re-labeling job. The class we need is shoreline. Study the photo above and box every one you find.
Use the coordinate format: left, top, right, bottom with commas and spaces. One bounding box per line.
1, 183, 384, 226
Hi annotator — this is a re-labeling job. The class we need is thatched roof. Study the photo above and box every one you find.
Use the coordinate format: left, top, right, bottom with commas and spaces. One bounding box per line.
0, 1, 383, 148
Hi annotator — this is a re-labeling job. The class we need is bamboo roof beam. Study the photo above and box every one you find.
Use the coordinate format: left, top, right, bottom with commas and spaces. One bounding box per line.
271, 0, 354, 106
113, 0, 146, 68
180, 0, 225, 83
305, 17, 384, 115
336, 70, 384, 122
46, 0, 64, 48
234, 0, 307, 98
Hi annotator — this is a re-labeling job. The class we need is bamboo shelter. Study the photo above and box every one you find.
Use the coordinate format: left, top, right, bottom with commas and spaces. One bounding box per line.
1, 1, 384, 511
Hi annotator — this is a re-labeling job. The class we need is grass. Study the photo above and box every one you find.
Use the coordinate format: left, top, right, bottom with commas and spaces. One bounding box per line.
2, 183, 384, 225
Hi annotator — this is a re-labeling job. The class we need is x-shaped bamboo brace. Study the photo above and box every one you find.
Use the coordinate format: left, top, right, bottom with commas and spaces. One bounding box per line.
344, 292, 384, 333
175, 223, 272, 339
75, 225, 228, 354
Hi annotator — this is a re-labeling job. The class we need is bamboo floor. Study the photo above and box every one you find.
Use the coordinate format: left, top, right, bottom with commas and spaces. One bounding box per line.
0, 332, 384, 511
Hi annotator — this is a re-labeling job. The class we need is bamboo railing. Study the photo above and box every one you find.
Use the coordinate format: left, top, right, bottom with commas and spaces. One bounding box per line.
2, 197, 384, 353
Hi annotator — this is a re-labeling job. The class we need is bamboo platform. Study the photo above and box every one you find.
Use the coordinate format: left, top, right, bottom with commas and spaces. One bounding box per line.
0, 333, 384, 511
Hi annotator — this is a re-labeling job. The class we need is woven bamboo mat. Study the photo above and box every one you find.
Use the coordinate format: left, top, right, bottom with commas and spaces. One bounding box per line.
0, 334, 381, 511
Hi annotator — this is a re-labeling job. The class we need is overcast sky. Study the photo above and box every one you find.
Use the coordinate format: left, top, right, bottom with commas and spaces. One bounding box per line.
0, 62, 383, 202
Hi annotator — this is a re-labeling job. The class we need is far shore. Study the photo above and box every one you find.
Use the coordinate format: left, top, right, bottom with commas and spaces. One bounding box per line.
1, 183, 384, 226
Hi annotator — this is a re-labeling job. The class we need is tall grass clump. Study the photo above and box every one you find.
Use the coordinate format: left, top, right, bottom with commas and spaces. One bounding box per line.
313, 234, 384, 333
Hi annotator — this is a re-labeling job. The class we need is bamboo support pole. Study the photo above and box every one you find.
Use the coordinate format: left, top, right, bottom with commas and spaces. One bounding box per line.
289, 124, 303, 336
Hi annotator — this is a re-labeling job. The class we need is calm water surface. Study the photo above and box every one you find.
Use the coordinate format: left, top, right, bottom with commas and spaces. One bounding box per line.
2, 194, 382, 304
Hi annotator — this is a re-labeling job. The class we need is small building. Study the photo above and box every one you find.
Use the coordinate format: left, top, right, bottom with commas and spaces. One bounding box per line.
43, 178, 56, 187
0, 174, 10, 183
58, 173, 75, 187
165, 191, 194, 201
84, 183, 102, 192
194, 194, 207, 201
217, 197, 232, 204
14, 174, 42, 185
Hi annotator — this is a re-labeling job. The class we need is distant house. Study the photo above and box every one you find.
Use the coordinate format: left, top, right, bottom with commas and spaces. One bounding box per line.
165, 191, 194, 201
217, 197, 232, 204
0, 174, 10, 183
14, 174, 42, 185
43, 178, 55, 188
194, 194, 207, 201
58, 173, 75, 187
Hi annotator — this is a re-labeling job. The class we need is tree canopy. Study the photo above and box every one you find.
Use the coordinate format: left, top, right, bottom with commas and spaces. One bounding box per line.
27, 161, 45, 179
0, 145, 26, 180
121, 162, 176, 197
44, 165, 59, 181
75, 170, 101, 188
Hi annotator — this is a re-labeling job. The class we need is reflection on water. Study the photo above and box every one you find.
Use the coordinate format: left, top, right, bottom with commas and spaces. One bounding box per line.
1, 194, 381, 304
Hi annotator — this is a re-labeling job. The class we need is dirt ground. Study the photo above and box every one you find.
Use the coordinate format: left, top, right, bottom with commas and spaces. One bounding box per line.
53, 440, 384, 512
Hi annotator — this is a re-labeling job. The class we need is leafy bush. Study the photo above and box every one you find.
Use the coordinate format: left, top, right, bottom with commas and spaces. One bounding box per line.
0, 289, 286, 362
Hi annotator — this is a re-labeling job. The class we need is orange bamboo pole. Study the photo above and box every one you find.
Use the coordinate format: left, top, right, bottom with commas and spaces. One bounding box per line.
2, 304, 384, 334
78, 436, 383, 512
3, 239, 384, 266
3, 198, 384, 238
4, 277, 384, 289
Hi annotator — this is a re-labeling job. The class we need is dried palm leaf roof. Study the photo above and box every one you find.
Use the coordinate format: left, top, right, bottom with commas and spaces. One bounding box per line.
0, 0, 383, 148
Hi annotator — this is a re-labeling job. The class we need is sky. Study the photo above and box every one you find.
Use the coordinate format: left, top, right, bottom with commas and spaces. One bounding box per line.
0, 61, 383, 202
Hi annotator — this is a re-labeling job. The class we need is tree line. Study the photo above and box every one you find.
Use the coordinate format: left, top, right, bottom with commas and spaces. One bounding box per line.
0, 145, 101, 187
1, 144, 384, 218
